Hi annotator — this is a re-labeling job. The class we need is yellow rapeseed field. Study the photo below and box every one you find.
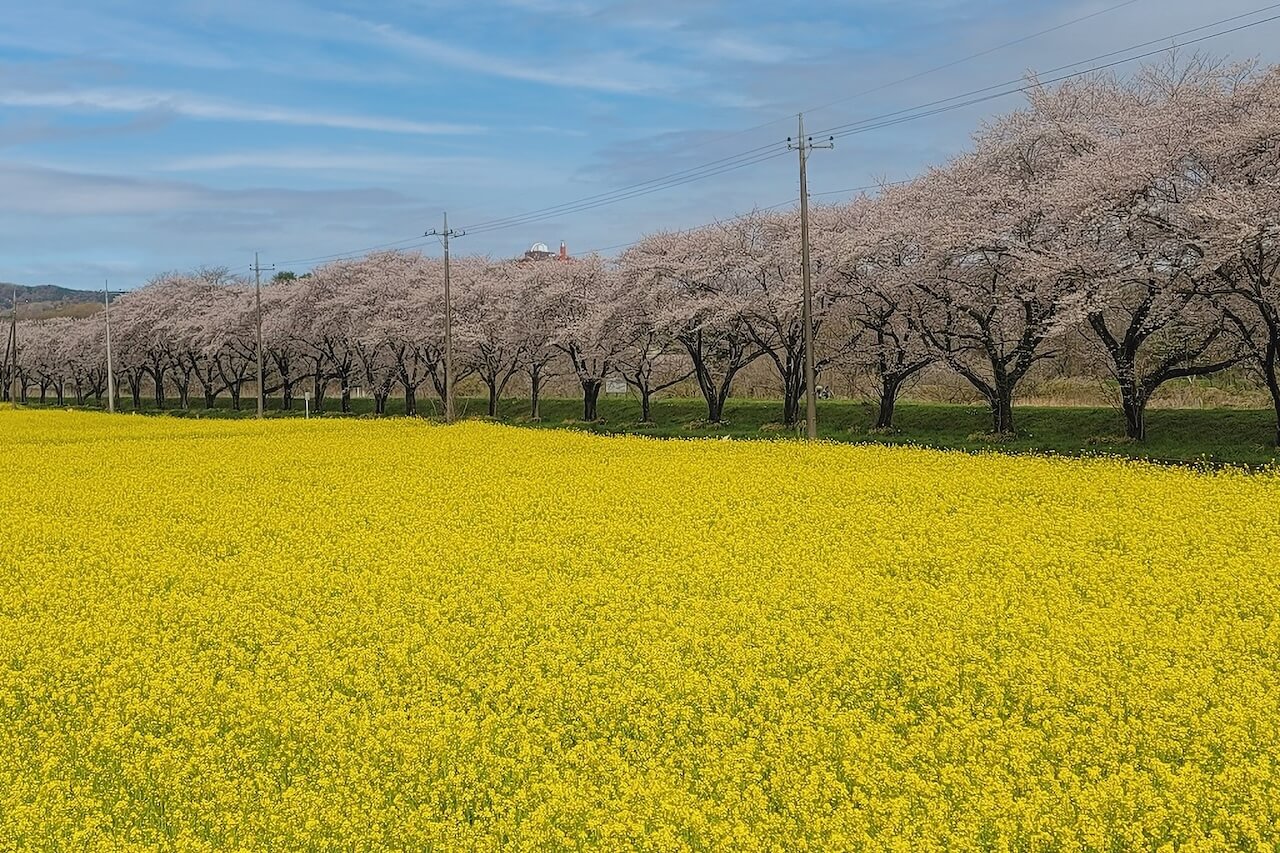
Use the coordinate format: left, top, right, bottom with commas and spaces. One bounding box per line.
2, 409, 1279, 851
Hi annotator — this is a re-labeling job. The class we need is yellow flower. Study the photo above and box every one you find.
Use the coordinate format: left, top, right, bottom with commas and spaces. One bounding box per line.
1, 409, 1278, 850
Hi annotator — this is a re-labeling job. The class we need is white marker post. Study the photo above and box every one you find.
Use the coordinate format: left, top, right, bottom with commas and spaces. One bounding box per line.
304, 391, 311, 420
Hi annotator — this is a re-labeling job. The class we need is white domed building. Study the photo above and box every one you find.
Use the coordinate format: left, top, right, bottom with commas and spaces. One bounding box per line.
521, 241, 569, 262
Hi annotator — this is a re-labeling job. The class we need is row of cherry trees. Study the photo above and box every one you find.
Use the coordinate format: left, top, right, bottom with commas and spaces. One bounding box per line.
5, 57, 1279, 441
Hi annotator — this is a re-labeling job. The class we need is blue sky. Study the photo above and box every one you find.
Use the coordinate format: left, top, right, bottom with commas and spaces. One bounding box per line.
2, 0, 1278, 289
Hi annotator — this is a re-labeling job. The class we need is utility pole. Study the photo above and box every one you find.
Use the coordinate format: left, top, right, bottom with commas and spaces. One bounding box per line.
788, 113, 834, 441
8, 288, 18, 408
251, 253, 274, 419
104, 281, 116, 413
425, 213, 465, 424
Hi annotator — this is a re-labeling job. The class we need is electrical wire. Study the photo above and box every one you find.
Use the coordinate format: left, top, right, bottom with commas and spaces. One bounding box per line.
814, 3, 1280, 139
275, 235, 432, 267
459, 144, 784, 232
412, 7, 1280, 241
512, 0, 1147, 187
574, 197, 797, 257
268, 3, 1276, 268
575, 178, 913, 256
461, 149, 793, 236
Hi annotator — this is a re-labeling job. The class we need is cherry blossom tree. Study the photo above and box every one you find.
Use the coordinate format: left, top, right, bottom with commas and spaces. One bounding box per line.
895, 78, 1105, 436
20, 320, 66, 404
822, 199, 935, 430
623, 227, 764, 424
455, 259, 524, 417
611, 266, 692, 423
1198, 66, 1280, 444
61, 318, 108, 405
507, 262, 563, 421
728, 208, 852, 426
259, 276, 309, 410
23, 53, 1280, 441
1039, 61, 1251, 439
533, 254, 630, 422
310, 260, 397, 415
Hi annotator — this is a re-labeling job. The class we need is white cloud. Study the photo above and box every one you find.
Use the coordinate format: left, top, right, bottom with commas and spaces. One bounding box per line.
0, 161, 414, 216
703, 34, 789, 64
354, 17, 690, 95
161, 150, 496, 173
0, 88, 484, 136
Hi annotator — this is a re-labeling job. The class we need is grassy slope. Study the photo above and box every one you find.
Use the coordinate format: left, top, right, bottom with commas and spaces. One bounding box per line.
34, 394, 1280, 467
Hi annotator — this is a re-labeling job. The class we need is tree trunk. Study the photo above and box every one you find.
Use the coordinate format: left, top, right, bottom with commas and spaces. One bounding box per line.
1270, 382, 1280, 449
530, 371, 542, 421
1122, 392, 1148, 442
230, 386, 242, 411
581, 379, 602, 421
282, 383, 294, 411
204, 391, 217, 409
989, 384, 1014, 435
640, 389, 653, 424
782, 389, 801, 427
154, 376, 165, 410
1263, 342, 1280, 448
875, 376, 902, 430
487, 380, 499, 417
374, 391, 388, 416
707, 391, 726, 425
781, 367, 804, 427
341, 379, 352, 414
404, 385, 417, 417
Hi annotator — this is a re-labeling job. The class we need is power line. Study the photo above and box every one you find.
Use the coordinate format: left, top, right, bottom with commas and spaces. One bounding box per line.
576, 196, 803, 256
274, 238, 435, 269
799, 0, 1148, 119
455, 0, 1148, 235
266, 4, 1275, 269
825, 13, 1280, 142
814, 3, 1280, 139
268, 148, 790, 266
460, 144, 786, 233
511, 0, 1146, 191
563, 181, 907, 256
813, 179, 911, 197
462, 149, 793, 237
275, 235, 432, 267
450, 6, 1280, 239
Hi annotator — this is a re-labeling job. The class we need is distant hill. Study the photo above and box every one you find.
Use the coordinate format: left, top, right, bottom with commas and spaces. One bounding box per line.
1, 283, 112, 320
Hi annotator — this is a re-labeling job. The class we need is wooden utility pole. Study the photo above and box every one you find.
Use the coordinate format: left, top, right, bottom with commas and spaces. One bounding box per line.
426, 214, 465, 424
789, 113, 833, 440
104, 281, 116, 413
7, 288, 18, 407
251, 253, 274, 419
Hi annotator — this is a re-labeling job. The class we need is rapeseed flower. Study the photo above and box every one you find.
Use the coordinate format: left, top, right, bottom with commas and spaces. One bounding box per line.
1, 410, 1278, 850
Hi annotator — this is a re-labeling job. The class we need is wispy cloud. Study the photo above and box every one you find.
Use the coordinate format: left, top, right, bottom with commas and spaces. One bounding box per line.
0, 161, 414, 216
353, 17, 689, 95
703, 34, 791, 64
160, 150, 496, 173
0, 87, 484, 135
